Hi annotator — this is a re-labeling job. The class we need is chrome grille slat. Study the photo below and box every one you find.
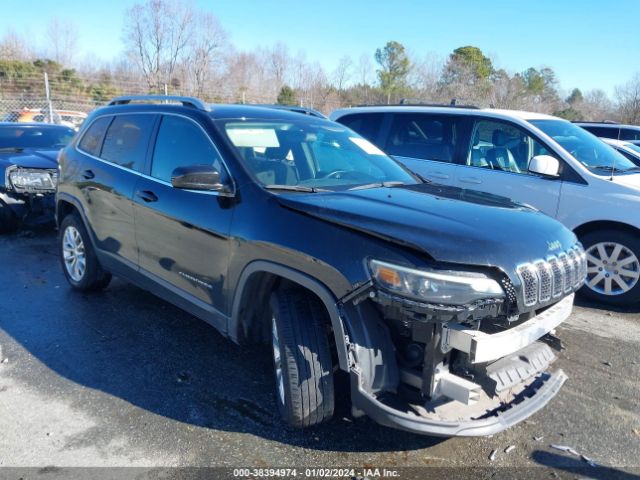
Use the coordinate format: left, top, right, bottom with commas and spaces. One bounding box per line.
558, 253, 572, 293
549, 256, 563, 298
516, 245, 587, 308
517, 264, 538, 307
536, 261, 553, 302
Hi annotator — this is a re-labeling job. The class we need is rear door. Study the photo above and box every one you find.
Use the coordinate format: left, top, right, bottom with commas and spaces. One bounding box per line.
76, 113, 157, 268
381, 113, 465, 186
453, 118, 562, 216
133, 114, 234, 315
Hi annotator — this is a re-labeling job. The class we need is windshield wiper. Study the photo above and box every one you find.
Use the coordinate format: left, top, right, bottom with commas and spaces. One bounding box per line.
264, 184, 329, 193
348, 181, 407, 191
412, 172, 431, 183
0, 147, 24, 152
591, 165, 639, 173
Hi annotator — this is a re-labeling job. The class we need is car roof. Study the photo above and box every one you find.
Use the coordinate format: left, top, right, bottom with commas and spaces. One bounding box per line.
330, 105, 558, 123
601, 138, 626, 146
575, 121, 640, 129
91, 102, 331, 123
601, 137, 639, 148
209, 104, 329, 120
0, 122, 74, 129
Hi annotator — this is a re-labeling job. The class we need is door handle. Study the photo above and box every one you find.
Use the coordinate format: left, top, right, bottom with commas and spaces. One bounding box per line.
429, 172, 449, 180
136, 190, 158, 203
82, 169, 95, 180
459, 176, 482, 185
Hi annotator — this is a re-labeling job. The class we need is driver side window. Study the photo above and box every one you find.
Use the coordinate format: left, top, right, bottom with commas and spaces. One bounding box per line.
151, 115, 227, 184
467, 120, 548, 175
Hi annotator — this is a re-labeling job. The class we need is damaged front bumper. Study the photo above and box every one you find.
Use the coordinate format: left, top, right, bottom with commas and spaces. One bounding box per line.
0, 189, 56, 226
344, 293, 574, 437
351, 367, 567, 437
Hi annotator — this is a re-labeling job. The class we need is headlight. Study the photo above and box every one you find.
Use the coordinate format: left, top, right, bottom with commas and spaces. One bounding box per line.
8, 169, 57, 192
369, 259, 504, 305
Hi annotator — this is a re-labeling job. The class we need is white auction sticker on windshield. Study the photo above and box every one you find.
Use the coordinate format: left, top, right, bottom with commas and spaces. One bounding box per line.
349, 137, 385, 155
226, 128, 280, 148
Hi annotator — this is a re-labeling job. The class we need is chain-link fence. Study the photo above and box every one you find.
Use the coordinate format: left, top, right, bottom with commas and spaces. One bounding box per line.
0, 72, 349, 125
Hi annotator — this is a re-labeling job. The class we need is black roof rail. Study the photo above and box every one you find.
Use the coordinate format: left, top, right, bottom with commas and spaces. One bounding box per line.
571, 120, 619, 125
107, 95, 211, 112
252, 104, 327, 119
399, 97, 480, 109
355, 98, 479, 109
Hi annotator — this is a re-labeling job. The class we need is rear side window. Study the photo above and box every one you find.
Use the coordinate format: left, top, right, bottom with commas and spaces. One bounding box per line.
621, 129, 640, 141
151, 115, 227, 183
100, 115, 155, 171
337, 113, 383, 143
386, 114, 460, 163
582, 126, 618, 139
78, 116, 112, 156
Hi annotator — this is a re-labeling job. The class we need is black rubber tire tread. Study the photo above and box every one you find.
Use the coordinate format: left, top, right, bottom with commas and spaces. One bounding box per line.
270, 286, 335, 428
579, 228, 640, 306
59, 213, 112, 292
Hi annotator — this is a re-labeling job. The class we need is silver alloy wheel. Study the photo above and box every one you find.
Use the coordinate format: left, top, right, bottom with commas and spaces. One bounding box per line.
62, 225, 86, 282
271, 316, 285, 406
586, 241, 640, 295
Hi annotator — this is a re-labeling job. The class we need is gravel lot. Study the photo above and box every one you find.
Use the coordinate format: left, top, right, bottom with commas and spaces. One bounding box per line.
1, 229, 639, 479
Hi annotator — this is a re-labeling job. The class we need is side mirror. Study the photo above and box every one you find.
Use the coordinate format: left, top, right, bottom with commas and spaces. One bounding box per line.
171, 165, 225, 191
529, 155, 560, 177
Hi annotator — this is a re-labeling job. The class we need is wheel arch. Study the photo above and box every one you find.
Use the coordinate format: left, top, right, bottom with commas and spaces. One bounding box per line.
56, 193, 98, 245
229, 260, 349, 371
574, 220, 640, 239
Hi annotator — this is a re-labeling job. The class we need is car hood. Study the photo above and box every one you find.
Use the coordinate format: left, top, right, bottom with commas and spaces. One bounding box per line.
609, 171, 640, 189
277, 183, 577, 274
0, 149, 59, 169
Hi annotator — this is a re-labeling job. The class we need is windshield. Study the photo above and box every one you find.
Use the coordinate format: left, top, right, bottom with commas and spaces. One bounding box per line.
530, 119, 637, 173
218, 118, 417, 190
0, 125, 75, 150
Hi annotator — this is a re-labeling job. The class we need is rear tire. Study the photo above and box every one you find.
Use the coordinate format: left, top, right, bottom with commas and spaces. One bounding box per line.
59, 213, 111, 291
270, 286, 335, 428
579, 229, 640, 306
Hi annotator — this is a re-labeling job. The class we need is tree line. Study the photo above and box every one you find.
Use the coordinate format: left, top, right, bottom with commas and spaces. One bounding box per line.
0, 0, 639, 123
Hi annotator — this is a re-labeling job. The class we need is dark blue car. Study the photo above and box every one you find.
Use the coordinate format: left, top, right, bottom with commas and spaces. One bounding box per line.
0, 122, 75, 231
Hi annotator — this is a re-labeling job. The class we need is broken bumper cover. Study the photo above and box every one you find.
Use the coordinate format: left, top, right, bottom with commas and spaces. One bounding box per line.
351, 367, 567, 437
442, 294, 574, 364
0, 190, 55, 224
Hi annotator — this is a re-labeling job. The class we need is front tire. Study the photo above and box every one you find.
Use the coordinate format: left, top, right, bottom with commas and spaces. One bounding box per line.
270, 287, 335, 428
580, 229, 640, 306
59, 213, 111, 291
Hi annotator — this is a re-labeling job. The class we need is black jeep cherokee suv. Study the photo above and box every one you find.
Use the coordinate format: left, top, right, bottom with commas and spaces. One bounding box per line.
56, 95, 586, 436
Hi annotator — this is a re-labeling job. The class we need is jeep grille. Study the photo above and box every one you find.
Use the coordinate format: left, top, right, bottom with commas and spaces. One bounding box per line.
517, 245, 587, 307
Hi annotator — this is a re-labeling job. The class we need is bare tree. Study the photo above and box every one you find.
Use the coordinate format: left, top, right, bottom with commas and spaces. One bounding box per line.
299, 61, 329, 109
356, 53, 373, 86
123, 0, 195, 89
580, 89, 614, 121
409, 52, 442, 101
487, 70, 527, 109
615, 74, 640, 124
267, 42, 290, 89
331, 56, 352, 91
46, 18, 78, 66
186, 13, 228, 96
290, 50, 308, 91
224, 49, 273, 103
0, 29, 31, 61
